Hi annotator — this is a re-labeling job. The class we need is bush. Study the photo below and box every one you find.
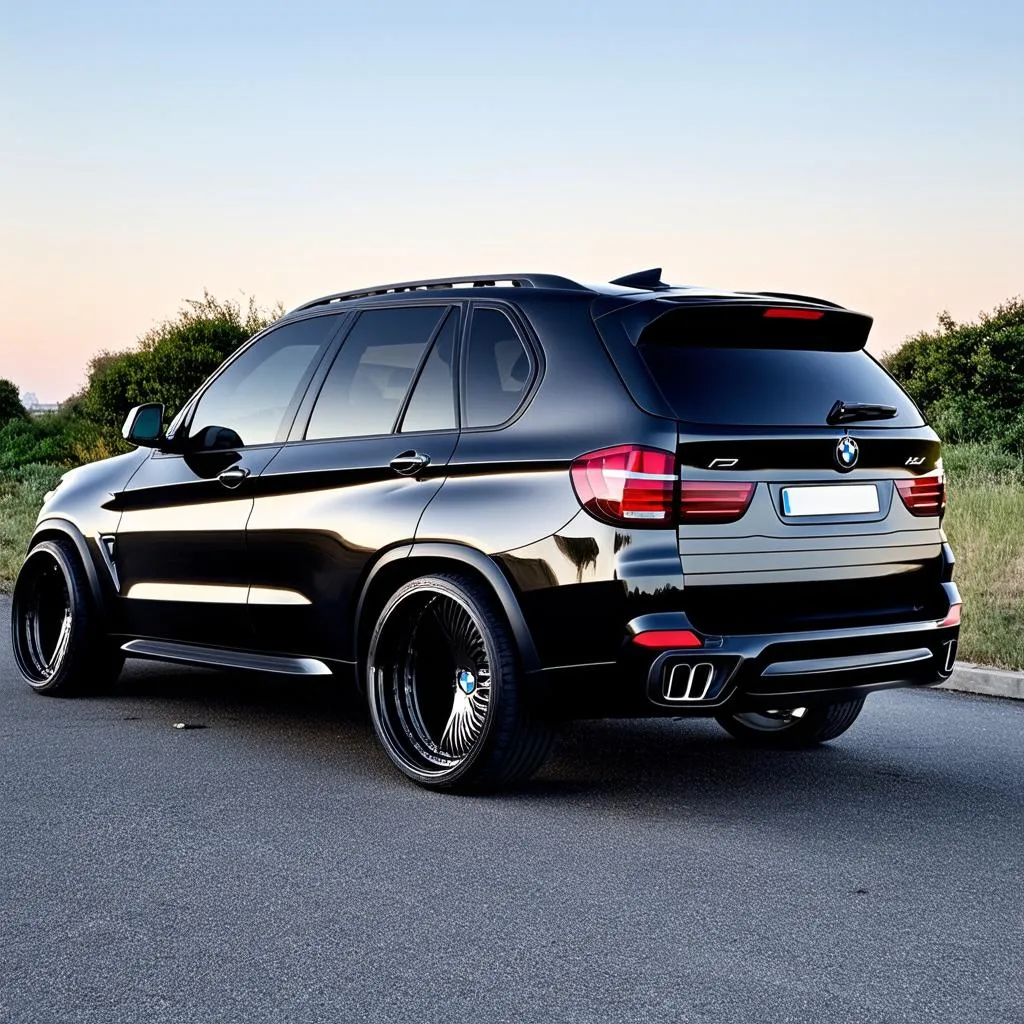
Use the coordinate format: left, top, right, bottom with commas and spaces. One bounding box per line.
883, 299, 1024, 452
79, 291, 282, 431
0, 378, 27, 426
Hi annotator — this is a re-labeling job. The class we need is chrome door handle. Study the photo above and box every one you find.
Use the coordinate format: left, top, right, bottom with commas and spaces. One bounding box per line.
217, 466, 250, 489
389, 451, 430, 476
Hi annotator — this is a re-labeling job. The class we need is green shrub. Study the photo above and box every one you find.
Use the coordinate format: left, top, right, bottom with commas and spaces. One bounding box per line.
79, 291, 282, 430
883, 299, 1024, 452
0, 463, 66, 590
0, 379, 26, 426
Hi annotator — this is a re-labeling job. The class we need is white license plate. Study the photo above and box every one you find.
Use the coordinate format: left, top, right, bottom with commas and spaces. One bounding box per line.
782, 484, 879, 517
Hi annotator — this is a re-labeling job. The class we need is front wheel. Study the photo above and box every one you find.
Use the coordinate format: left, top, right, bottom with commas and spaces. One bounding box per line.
366, 573, 555, 791
11, 539, 124, 696
714, 697, 865, 748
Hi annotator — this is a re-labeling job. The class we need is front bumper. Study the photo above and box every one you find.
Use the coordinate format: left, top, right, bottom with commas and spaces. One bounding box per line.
620, 581, 962, 714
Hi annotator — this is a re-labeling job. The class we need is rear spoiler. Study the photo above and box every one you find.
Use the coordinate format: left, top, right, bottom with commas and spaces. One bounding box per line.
595, 296, 874, 352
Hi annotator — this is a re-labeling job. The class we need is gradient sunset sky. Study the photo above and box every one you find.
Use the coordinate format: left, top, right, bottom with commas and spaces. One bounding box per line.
2, 0, 1022, 402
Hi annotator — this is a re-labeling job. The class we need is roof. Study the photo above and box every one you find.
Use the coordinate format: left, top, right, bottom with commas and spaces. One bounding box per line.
286, 268, 850, 317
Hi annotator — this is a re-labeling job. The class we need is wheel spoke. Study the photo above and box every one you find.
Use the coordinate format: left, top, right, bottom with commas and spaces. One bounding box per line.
440, 683, 491, 757
46, 609, 73, 676
371, 589, 494, 773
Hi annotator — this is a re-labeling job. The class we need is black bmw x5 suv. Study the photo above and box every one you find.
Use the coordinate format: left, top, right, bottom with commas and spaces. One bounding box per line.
11, 269, 961, 790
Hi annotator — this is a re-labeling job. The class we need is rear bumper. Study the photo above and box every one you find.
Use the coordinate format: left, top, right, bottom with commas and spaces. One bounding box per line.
547, 582, 961, 717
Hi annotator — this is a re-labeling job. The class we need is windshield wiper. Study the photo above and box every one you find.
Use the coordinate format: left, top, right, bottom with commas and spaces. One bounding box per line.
826, 400, 898, 425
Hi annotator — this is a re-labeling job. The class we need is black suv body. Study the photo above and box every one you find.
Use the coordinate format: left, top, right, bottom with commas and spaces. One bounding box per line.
11, 270, 961, 789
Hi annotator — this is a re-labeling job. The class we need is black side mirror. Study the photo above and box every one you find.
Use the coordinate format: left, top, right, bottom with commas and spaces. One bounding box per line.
122, 403, 165, 448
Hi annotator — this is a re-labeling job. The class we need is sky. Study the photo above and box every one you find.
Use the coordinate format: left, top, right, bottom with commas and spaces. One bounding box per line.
2, 0, 1022, 402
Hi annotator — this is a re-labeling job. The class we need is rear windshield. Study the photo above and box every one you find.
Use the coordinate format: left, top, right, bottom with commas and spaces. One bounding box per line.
638, 345, 924, 427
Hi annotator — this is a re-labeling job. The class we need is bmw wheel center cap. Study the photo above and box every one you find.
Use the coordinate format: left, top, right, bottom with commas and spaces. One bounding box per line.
457, 669, 477, 695
835, 435, 859, 470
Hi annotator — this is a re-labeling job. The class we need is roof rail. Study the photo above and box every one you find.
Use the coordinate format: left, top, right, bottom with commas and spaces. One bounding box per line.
293, 273, 589, 312
751, 291, 845, 309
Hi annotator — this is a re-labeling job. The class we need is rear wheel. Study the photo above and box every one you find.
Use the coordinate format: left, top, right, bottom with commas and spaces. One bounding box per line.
11, 539, 123, 696
366, 573, 555, 791
714, 697, 865, 748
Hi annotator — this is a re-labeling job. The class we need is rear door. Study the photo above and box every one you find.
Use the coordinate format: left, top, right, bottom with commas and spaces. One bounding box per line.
630, 304, 946, 631
245, 303, 462, 660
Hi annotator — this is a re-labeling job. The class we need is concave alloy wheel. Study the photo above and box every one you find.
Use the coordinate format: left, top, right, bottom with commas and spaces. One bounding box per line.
11, 539, 123, 696
715, 697, 866, 748
366, 573, 554, 790
12, 548, 74, 686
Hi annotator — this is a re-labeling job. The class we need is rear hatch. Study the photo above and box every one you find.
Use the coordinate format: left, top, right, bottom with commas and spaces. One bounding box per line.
598, 297, 947, 634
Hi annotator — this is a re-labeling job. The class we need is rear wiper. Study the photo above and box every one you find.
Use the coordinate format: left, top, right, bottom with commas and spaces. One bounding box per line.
826, 400, 898, 425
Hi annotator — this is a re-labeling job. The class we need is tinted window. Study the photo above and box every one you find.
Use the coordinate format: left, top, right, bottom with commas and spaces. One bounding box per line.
306, 306, 447, 440
463, 308, 531, 428
400, 311, 458, 433
188, 316, 338, 448
639, 345, 924, 426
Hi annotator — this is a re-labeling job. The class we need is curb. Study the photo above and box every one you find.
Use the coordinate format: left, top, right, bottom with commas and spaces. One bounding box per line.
938, 663, 1024, 701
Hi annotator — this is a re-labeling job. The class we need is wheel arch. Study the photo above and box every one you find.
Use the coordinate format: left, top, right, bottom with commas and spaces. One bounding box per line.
354, 542, 542, 685
25, 519, 111, 626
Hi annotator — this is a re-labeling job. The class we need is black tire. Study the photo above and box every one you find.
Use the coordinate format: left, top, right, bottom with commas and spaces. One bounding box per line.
366, 572, 555, 791
714, 697, 865, 748
11, 538, 124, 696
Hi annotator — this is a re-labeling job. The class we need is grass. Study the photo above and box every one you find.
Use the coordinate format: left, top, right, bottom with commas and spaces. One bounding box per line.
0, 446, 1022, 668
941, 444, 1024, 670
0, 463, 65, 592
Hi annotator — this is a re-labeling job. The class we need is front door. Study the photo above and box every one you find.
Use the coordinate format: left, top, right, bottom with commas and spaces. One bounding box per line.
111, 312, 344, 647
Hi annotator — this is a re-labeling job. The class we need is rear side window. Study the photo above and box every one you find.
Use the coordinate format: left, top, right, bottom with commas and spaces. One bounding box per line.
463, 308, 532, 428
306, 306, 447, 440
400, 310, 458, 433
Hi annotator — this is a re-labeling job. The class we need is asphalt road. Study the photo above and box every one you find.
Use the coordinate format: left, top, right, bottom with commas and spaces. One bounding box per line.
1, 598, 1022, 1024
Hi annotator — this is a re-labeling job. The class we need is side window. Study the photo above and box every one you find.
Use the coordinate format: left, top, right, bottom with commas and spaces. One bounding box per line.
187, 315, 338, 449
463, 308, 532, 428
400, 310, 459, 433
306, 306, 447, 440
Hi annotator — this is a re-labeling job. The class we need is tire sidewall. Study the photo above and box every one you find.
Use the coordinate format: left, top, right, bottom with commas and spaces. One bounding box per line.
12, 540, 84, 694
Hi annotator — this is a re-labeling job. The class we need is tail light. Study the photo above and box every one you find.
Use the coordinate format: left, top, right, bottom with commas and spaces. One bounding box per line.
679, 481, 756, 524
896, 472, 945, 517
571, 445, 756, 527
570, 445, 676, 527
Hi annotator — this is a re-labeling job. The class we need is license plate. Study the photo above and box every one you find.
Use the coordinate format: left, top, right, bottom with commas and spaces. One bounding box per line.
781, 484, 879, 517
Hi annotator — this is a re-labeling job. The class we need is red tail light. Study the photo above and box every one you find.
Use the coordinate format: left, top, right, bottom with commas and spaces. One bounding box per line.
679, 481, 756, 524
939, 603, 961, 627
570, 445, 676, 527
896, 473, 946, 517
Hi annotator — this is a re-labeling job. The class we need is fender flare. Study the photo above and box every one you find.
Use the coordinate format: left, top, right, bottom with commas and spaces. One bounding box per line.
354, 542, 541, 676
26, 518, 112, 627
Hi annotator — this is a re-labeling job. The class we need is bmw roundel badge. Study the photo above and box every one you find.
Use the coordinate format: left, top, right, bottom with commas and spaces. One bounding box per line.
835, 435, 859, 471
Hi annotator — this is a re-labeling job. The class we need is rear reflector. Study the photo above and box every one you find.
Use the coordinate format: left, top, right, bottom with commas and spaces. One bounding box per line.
632, 629, 703, 649
571, 445, 676, 527
763, 308, 825, 320
939, 603, 962, 628
895, 473, 946, 517
679, 481, 756, 524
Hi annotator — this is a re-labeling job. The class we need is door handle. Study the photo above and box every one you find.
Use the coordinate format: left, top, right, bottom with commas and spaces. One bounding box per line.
389, 450, 431, 476
217, 466, 250, 489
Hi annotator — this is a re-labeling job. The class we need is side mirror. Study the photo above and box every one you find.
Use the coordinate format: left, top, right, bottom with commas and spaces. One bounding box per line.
122, 403, 165, 448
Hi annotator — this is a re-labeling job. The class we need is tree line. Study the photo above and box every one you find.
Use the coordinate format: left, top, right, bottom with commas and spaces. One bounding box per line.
1, 292, 1022, 474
